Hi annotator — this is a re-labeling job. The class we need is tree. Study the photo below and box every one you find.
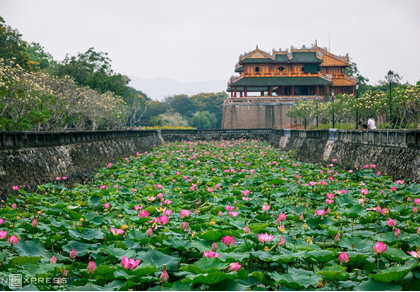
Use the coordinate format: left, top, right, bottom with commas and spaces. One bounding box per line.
0, 16, 36, 71
25, 42, 57, 72
190, 111, 217, 129
190, 92, 227, 128
168, 94, 196, 117
55, 48, 130, 97
123, 86, 150, 128
150, 109, 188, 127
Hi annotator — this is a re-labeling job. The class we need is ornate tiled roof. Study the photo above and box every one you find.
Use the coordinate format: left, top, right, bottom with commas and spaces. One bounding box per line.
230, 77, 332, 87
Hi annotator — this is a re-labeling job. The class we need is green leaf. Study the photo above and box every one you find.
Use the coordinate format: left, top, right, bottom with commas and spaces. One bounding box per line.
316, 265, 349, 281
69, 228, 104, 241
271, 271, 320, 289
14, 240, 43, 257
10, 256, 41, 266
196, 230, 223, 241
338, 236, 374, 251
353, 278, 402, 291
62, 240, 99, 257
138, 249, 181, 270
185, 271, 237, 285
382, 247, 412, 262
305, 250, 336, 263
180, 257, 228, 274
101, 246, 136, 259
131, 263, 159, 277
369, 261, 417, 283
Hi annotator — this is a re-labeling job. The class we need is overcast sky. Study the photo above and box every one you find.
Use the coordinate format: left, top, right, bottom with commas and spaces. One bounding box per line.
2, 0, 420, 88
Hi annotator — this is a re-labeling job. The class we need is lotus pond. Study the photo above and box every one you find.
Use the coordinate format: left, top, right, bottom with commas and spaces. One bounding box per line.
1, 139, 420, 291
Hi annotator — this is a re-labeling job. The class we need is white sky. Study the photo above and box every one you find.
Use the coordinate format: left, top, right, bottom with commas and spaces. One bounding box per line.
1, 0, 420, 86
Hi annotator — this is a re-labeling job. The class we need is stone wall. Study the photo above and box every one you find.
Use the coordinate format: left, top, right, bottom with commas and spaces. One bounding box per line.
222, 102, 295, 129
1, 128, 419, 200
0, 131, 162, 198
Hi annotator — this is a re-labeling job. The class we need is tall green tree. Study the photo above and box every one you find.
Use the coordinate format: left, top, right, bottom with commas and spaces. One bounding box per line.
190, 92, 227, 128
0, 16, 35, 71
55, 48, 130, 97
25, 42, 57, 72
190, 111, 217, 129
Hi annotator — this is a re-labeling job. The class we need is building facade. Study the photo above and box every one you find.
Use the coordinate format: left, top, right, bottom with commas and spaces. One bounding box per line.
222, 43, 357, 129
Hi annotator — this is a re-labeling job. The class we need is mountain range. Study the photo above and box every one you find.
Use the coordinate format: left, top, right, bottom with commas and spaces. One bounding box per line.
129, 76, 228, 101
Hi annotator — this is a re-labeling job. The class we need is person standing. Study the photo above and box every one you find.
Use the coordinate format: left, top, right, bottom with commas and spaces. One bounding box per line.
367, 117, 376, 129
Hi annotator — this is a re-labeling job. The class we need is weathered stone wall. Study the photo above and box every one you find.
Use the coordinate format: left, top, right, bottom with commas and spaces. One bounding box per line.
222, 102, 294, 129
274, 130, 420, 182
0, 131, 162, 198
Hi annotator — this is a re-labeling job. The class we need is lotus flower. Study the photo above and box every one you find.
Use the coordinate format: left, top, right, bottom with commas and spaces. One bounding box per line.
203, 251, 220, 258
225, 205, 234, 211
373, 242, 387, 254
338, 252, 350, 263
257, 233, 275, 244
179, 209, 191, 218
31, 219, 38, 228
227, 262, 242, 271
138, 210, 150, 218
159, 265, 169, 282
121, 256, 141, 270
70, 249, 77, 259
146, 228, 153, 237
8, 235, 18, 245
50, 256, 57, 263
407, 251, 420, 258
221, 235, 235, 247
0, 230, 8, 239
87, 261, 97, 274
386, 218, 396, 227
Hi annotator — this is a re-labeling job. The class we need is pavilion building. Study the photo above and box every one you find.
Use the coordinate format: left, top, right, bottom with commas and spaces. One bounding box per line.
221, 43, 357, 129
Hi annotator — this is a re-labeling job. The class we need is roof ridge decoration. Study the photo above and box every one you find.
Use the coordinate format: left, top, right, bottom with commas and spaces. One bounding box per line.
316, 46, 349, 64
320, 74, 333, 82
239, 48, 274, 61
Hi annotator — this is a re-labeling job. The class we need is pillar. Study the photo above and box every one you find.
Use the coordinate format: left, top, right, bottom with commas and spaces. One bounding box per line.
268, 87, 272, 97
291, 86, 294, 97
244, 87, 248, 97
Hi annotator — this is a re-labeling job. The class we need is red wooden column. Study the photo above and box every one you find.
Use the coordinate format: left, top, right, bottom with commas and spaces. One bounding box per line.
244, 87, 248, 97
268, 87, 272, 97
234, 87, 237, 97
316, 85, 319, 95
291, 86, 294, 97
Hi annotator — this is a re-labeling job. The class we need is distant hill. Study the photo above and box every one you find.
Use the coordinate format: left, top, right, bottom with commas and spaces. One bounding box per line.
129, 76, 227, 100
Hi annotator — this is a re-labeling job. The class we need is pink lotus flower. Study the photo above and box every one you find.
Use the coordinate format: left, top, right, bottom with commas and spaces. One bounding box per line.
394, 228, 401, 237
241, 190, 250, 196
227, 262, 242, 272
326, 193, 335, 199
164, 209, 172, 216
373, 242, 387, 254
299, 214, 304, 221
180, 209, 191, 218
0, 230, 8, 239
407, 251, 420, 258
0, 219, 4, 225
228, 212, 239, 217
276, 213, 287, 224
326, 199, 334, 205
413, 207, 418, 213
414, 198, 420, 205
50, 256, 57, 263
418, 227, 420, 236
338, 252, 350, 263
56, 177, 61, 180
8, 235, 19, 245
315, 209, 326, 217
99, 185, 107, 190
107, 163, 113, 168
375, 205, 382, 213
87, 261, 97, 274
203, 251, 220, 258
395, 180, 404, 184
138, 210, 150, 218
70, 249, 77, 259
32, 218, 38, 228
390, 186, 397, 192
361, 188, 369, 195
309, 181, 317, 186
12, 185, 20, 190
159, 266, 169, 282
221, 235, 235, 247
146, 228, 153, 237
243, 226, 251, 233
157, 215, 170, 225
11, 203, 17, 209
179, 222, 189, 231
134, 205, 142, 211
278, 237, 286, 246
225, 205, 235, 211
110, 228, 124, 236
211, 242, 218, 251
257, 233, 275, 244
386, 218, 396, 227
334, 232, 341, 242
103, 203, 110, 209
262, 204, 270, 211
218, 211, 223, 217
121, 256, 141, 270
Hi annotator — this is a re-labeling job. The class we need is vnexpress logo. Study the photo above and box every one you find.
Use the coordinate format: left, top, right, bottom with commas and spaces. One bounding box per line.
9, 274, 22, 289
